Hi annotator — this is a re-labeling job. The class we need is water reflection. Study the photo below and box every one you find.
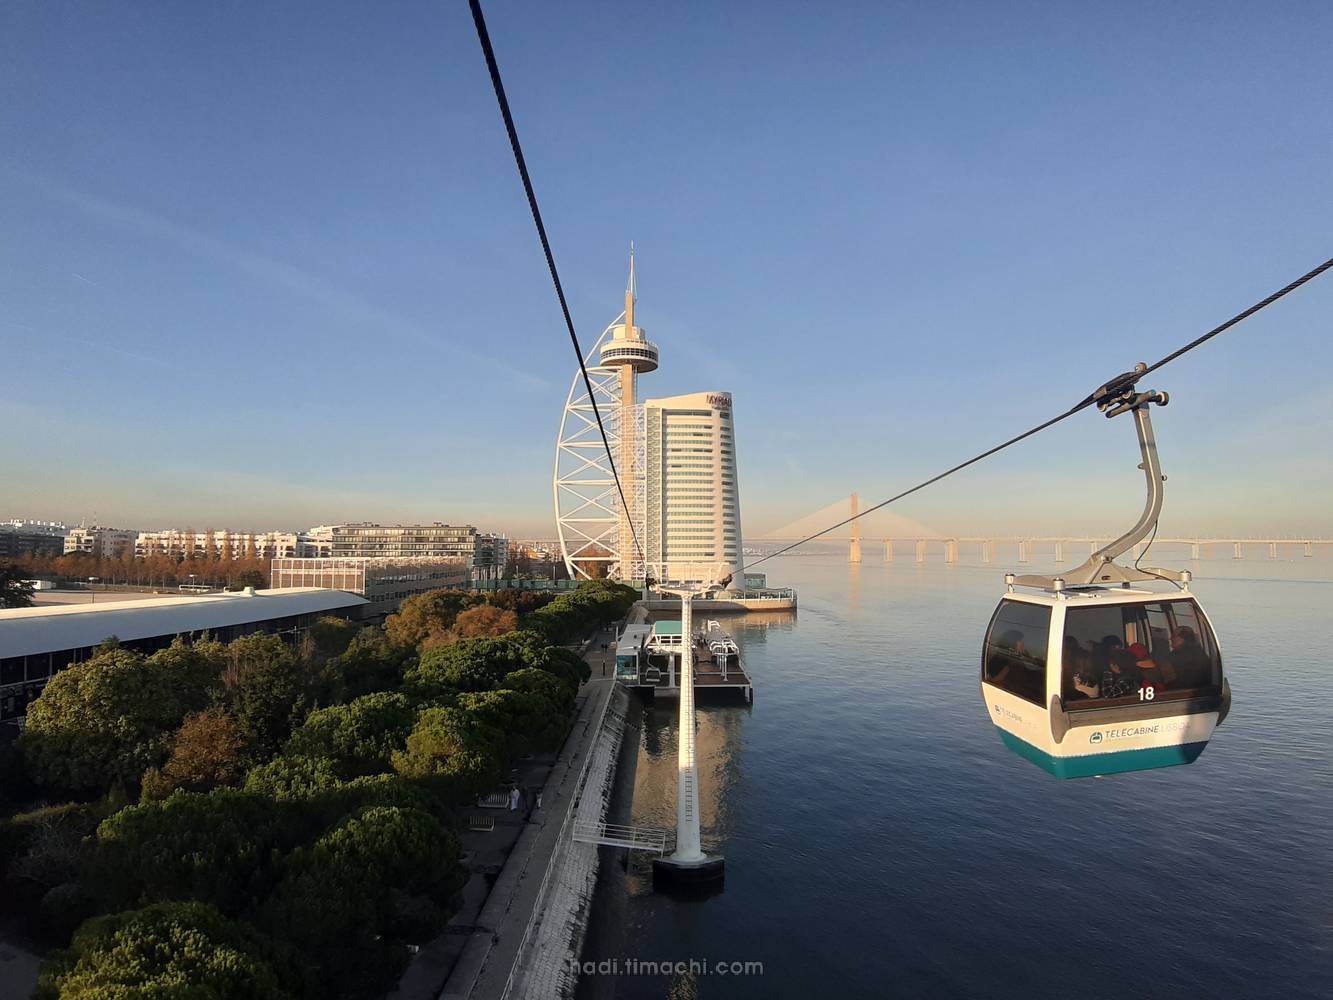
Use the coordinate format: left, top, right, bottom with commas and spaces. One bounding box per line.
579, 553, 1333, 999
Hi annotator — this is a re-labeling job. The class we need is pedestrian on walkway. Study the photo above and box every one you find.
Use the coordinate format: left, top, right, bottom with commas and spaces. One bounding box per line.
509, 786, 520, 812
536, 790, 543, 810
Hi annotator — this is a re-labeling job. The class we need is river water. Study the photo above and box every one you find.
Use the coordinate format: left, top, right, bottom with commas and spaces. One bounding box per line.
576, 545, 1333, 999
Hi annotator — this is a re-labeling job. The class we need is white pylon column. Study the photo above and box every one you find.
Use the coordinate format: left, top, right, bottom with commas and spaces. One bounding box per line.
652, 576, 725, 886
670, 591, 705, 865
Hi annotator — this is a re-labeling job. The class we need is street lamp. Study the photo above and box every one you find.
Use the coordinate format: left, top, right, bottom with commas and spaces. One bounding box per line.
88, 576, 99, 603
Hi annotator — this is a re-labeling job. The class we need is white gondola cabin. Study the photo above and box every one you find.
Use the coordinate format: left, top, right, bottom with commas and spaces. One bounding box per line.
981, 368, 1232, 778
982, 585, 1230, 778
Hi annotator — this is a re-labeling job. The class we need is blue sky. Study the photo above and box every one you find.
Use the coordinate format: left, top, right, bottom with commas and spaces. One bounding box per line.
2, 1, 1330, 539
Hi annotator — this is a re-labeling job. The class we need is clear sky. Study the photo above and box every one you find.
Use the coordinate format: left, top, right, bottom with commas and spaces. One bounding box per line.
2, 1, 1330, 540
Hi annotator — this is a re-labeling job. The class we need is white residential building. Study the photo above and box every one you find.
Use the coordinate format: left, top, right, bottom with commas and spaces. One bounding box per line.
135, 529, 301, 560
64, 527, 139, 558
2, 519, 68, 536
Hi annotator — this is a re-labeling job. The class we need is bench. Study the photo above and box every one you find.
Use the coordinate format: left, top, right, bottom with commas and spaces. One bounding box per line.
476, 792, 510, 809
467, 814, 496, 832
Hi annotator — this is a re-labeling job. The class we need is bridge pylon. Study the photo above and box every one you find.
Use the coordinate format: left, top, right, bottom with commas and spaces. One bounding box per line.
849, 493, 861, 563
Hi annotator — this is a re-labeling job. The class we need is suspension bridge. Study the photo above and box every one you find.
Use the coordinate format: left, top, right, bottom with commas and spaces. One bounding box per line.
755, 494, 1333, 564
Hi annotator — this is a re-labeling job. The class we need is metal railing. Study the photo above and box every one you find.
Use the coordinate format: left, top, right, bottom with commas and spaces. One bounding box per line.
498, 676, 617, 1000
571, 821, 669, 855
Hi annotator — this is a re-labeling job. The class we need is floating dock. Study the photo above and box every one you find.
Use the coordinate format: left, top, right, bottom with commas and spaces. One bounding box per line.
613, 619, 753, 703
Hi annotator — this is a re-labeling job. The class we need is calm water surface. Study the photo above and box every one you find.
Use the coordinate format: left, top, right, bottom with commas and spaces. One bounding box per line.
577, 547, 1333, 999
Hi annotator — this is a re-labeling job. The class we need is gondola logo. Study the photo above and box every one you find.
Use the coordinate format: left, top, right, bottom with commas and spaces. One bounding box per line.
1089, 732, 1104, 745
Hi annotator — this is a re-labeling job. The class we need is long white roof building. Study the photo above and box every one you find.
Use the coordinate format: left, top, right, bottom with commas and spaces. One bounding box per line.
0, 588, 367, 661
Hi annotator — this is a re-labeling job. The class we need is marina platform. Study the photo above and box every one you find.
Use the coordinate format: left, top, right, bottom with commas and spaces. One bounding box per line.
616, 620, 754, 702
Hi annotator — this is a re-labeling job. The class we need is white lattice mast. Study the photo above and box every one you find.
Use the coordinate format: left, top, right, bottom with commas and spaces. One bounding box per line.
553, 249, 657, 581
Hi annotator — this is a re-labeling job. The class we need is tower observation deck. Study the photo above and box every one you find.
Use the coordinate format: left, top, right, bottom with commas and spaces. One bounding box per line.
597, 252, 659, 376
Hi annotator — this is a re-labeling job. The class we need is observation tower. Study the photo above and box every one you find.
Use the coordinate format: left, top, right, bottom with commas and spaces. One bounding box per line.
554, 248, 656, 581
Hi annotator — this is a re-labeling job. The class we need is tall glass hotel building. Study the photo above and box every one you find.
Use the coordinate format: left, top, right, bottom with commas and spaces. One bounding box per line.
643, 391, 743, 588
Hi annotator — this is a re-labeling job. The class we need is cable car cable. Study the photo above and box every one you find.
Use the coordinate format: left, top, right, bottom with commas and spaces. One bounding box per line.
467, 0, 644, 563
745, 255, 1333, 572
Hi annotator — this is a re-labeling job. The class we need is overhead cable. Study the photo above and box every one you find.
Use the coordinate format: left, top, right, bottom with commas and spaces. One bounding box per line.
468, 0, 644, 561
745, 255, 1333, 571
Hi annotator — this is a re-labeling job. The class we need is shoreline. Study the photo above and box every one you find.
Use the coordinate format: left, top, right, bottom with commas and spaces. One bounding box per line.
419, 628, 627, 1000
569, 692, 645, 1000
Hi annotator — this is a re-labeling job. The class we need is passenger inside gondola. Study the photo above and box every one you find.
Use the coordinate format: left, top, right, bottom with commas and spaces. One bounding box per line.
1065, 637, 1098, 700
1168, 625, 1212, 688
1099, 648, 1140, 699
1062, 600, 1221, 705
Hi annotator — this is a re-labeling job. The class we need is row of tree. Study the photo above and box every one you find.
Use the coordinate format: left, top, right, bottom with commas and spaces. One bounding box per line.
4, 551, 274, 590
0, 579, 637, 999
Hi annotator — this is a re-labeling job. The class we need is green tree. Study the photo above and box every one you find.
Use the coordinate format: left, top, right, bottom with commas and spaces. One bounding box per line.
521, 580, 635, 644
539, 644, 592, 689
317, 625, 411, 702
219, 634, 311, 754
283, 692, 415, 778
486, 588, 555, 614
20, 643, 217, 795
406, 629, 586, 698
243, 755, 342, 802
502, 665, 577, 717
0, 562, 36, 608
257, 805, 464, 998
37, 901, 290, 1000
391, 706, 505, 801
308, 616, 360, 659
92, 788, 302, 915
235, 568, 266, 589
243, 757, 442, 838
458, 684, 569, 757
408, 636, 520, 696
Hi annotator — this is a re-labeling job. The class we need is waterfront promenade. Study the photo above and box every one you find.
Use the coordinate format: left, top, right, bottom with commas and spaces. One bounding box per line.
391, 628, 621, 1000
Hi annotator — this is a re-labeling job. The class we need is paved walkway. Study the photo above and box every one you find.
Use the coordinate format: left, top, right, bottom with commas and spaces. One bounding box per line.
417, 628, 621, 1000
0, 939, 40, 1000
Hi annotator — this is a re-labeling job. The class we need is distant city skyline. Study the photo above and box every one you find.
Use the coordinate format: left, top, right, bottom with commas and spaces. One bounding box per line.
3, 3, 1331, 540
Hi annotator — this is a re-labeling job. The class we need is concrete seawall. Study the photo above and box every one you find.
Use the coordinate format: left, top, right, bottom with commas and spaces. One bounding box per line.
437, 633, 629, 1000
497, 683, 628, 998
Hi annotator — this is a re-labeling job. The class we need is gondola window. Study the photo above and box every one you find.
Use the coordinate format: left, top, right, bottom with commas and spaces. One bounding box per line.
982, 600, 1049, 705
1063, 599, 1221, 705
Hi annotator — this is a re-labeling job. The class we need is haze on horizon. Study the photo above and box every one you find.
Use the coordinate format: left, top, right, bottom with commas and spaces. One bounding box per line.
2, 2, 1331, 541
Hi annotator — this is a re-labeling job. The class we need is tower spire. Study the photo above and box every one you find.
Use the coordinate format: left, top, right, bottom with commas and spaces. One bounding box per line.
625, 242, 636, 333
